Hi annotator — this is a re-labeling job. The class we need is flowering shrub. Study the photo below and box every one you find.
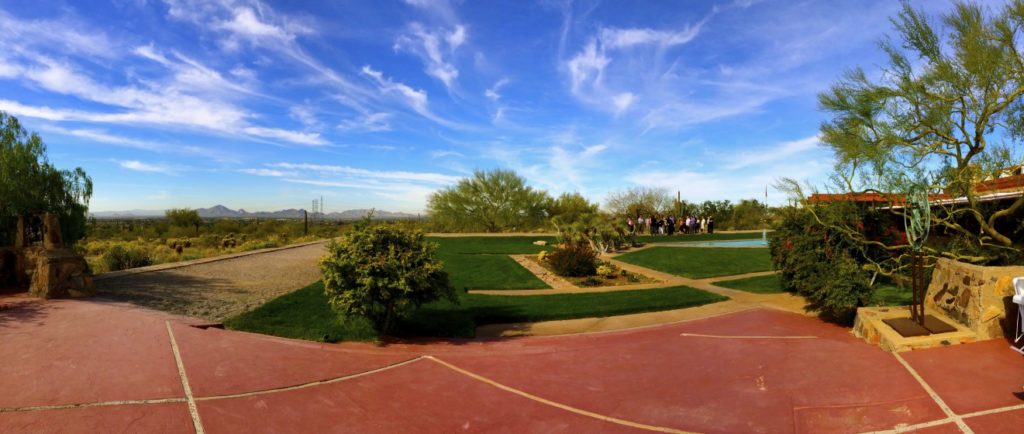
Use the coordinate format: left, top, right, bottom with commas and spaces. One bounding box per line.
596, 264, 617, 278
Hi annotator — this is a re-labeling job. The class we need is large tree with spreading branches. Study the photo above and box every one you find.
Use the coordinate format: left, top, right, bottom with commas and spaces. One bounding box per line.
427, 169, 550, 232
781, 1, 1024, 279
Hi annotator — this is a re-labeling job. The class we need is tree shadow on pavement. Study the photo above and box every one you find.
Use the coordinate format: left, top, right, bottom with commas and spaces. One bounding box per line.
94, 272, 255, 321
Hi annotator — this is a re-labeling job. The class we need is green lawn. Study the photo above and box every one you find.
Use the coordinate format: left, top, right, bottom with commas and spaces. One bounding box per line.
429, 236, 557, 254
713, 274, 783, 293
615, 247, 772, 279
428, 236, 555, 290
225, 281, 727, 341
869, 284, 912, 306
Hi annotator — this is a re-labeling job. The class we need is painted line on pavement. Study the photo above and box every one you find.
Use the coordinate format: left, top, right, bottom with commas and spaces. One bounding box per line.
679, 332, 817, 339
166, 322, 206, 434
194, 356, 426, 401
427, 355, 695, 434
890, 352, 972, 434
872, 402, 1024, 433
0, 397, 186, 414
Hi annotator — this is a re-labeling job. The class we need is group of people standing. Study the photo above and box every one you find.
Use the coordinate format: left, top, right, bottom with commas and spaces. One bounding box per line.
626, 215, 713, 235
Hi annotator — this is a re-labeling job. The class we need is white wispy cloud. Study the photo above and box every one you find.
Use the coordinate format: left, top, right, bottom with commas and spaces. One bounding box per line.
566, 41, 611, 93
239, 168, 296, 177
0, 44, 325, 146
270, 162, 460, 184
117, 160, 179, 175
484, 78, 509, 101
338, 112, 392, 132
726, 135, 822, 169
394, 22, 466, 89
0, 9, 116, 59
599, 26, 703, 49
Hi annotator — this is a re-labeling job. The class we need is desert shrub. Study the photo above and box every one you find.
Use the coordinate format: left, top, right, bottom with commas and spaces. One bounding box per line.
579, 276, 604, 287
596, 264, 617, 278
536, 250, 549, 262
102, 244, 153, 271
320, 221, 455, 333
547, 243, 598, 277
769, 206, 873, 321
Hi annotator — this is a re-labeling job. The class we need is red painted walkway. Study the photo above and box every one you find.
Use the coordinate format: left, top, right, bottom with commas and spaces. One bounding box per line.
1, 294, 1022, 433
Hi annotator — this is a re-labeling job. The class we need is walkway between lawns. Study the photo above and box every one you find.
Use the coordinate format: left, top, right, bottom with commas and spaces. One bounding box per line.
2, 295, 1022, 433
472, 250, 807, 337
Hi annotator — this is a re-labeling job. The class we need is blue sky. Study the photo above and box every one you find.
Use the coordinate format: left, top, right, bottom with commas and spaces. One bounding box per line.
0, 0, 997, 212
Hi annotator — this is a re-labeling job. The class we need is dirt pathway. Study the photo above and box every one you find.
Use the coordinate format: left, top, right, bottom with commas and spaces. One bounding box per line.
94, 241, 328, 321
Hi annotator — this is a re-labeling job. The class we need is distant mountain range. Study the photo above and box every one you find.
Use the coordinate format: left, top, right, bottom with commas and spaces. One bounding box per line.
90, 205, 420, 220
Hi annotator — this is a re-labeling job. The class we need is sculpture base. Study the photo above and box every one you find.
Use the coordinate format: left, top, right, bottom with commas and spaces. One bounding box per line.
883, 315, 958, 337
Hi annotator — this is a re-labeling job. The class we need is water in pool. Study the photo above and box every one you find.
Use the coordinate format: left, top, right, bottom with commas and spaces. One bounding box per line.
664, 239, 768, 247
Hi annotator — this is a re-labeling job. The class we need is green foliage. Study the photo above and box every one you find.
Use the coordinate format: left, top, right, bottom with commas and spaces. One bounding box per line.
165, 208, 202, 235
595, 264, 618, 278
604, 187, 673, 218
814, 0, 1024, 258
769, 206, 873, 321
547, 242, 598, 277
319, 221, 455, 333
0, 112, 92, 245
101, 244, 153, 271
616, 246, 772, 279
427, 169, 550, 232
227, 279, 726, 341
712, 274, 783, 294
546, 192, 599, 226
726, 199, 769, 230
697, 200, 733, 222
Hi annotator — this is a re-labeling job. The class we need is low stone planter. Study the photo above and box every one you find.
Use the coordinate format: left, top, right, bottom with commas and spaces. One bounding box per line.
925, 258, 1024, 340
854, 258, 1024, 351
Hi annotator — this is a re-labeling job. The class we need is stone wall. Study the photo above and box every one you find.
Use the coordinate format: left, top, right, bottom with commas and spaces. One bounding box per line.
25, 247, 94, 299
925, 258, 1024, 340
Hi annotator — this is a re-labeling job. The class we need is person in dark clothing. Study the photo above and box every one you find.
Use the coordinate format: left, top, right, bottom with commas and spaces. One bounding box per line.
667, 216, 675, 236
708, 217, 715, 234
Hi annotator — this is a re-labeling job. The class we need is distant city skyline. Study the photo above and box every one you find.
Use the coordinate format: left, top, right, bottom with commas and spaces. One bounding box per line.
0, 0, 998, 213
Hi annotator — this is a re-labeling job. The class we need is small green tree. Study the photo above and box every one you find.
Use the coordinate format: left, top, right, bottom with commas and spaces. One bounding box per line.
546, 192, 599, 226
165, 208, 202, 236
319, 221, 455, 333
728, 199, 769, 230
427, 169, 550, 232
0, 112, 92, 245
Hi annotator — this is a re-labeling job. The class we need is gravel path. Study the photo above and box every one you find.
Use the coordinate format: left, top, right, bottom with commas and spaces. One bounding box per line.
95, 242, 328, 321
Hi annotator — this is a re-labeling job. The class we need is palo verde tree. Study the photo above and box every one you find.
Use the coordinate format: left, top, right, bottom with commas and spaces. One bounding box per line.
0, 112, 93, 245
427, 169, 550, 232
165, 208, 202, 236
781, 1, 1024, 279
319, 218, 455, 334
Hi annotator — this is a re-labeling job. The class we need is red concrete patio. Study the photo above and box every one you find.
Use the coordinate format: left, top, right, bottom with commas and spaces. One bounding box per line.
1, 294, 1022, 433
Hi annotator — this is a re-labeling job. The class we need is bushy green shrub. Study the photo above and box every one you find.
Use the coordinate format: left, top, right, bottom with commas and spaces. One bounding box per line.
320, 221, 455, 333
769, 206, 872, 321
547, 243, 598, 277
101, 244, 153, 271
